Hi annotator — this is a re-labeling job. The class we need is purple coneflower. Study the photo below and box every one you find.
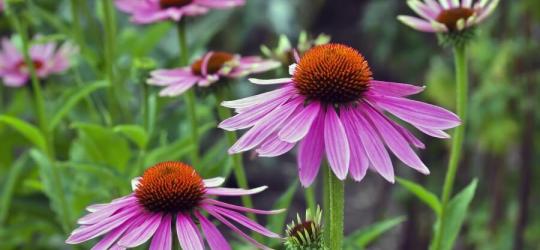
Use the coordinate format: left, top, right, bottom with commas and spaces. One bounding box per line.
66, 161, 282, 250
219, 44, 461, 187
115, 0, 245, 24
398, 0, 499, 33
148, 51, 280, 97
0, 37, 77, 87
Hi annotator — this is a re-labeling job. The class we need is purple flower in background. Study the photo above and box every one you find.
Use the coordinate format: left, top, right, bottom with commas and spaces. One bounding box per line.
148, 51, 280, 97
398, 0, 500, 33
0, 37, 77, 87
115, 0, 245, 24
66, 162, 282, 250
219, 44, 461, 187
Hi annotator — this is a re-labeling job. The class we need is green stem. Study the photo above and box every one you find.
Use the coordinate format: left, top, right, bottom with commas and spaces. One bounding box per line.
70, 0, 83, 48
215, 88, 258, 222
176, 20, 200, 168
431, 45, 468, 250
5, 5, 71, 233
101, 0, 121, 124
323, 165, 344, 249
305, 184, 316, 214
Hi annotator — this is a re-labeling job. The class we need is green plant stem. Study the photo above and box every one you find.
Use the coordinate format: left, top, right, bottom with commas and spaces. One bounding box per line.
431, 45, 468, 250
215, 88, 258, 222
323, 165, 344, 249
176, 20, 201, 168
70, 0, 83, 48
5, 5, 71, 233
101, 0, 121, 123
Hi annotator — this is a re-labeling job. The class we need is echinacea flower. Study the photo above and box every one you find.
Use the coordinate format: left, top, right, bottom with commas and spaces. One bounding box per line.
0, 37, 77, 87
219, 44, 461, 187
398, 0, 500, 33
115, 0, 245, 24
285, 207, 326, 250
148, 51, 280, 97
67, 161, 282, 250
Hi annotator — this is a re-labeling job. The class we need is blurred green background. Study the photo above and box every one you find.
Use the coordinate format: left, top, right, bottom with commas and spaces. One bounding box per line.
0, 0, 539, 249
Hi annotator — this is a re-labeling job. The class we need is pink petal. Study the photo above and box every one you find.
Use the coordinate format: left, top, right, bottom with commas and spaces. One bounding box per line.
362, 103, 429, 174
416, 126, 451, 138
397, 15, 437, 32
90, 220, 133, 250
298, 111, 325, 187
221, 85, 294, 109
176, 213, 204, 250
204, 177, 225, 188
211, 206, 280, 238
324, 107, 350, 180
256, 134, 295, 157
368, 80, 425, 97
78, 196, 137, 225
249, 78, 292, 85
278, 102, 321, 143
150, 214, 172, 250
203, 199, 285, 215
195, 211, 231, 250
340, 109, 369, 182
117, 213, 162, 247
205, 186, 267, 196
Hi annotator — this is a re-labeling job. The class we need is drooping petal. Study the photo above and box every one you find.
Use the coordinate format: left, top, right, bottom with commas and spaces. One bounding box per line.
362, 103, 429, 174
249, 78, 292, 85
416, 125, 451, 138
150, 214, 172, 250
368, 80, 425, 97
340, 109, 369, 182
195, 211, 231, 250
204, 177, 226, 188
78, 196, 137, 225
298, 111, 325, 187
279, 102, 321, 143
256, 134, 295, 157
221, 85, 295, 109
203, 199, 285, 215
397, 15, 438, 32
205, 186, 267, 196
211, 206, 280, 238
351, 108, 395, 182
176, 213, 204, 250
324, 107, 350, 180
117, 213, 162, 248
91, 219, 134, 250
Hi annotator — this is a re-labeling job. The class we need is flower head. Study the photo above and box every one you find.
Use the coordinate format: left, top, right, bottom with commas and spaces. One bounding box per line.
115, 0, 245, 24
148, 51, 280, 97
0, 37, 77, 87
398, 0, 499, 33
285, 207, 326, 250
219, 43, 461, 187
67, 161, 283, 250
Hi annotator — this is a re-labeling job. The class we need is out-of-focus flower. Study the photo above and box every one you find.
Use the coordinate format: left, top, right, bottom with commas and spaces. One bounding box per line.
398, 0, 499, 33
220, 44, 461, 187
0, 37, 77, 87
261, 31, 330, 66
66, 161, 282, 250
147, 51, 280, 97
285, 207, 326, 250
0, 1, 4, 13
115, 0, 245, 24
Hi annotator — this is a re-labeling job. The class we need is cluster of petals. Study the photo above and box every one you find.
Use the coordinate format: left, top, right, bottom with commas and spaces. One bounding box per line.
148, 51, 280, 97
398, 0, 500, 33
115, 0, 245, 24
66, 176, 282, 250
219, 54, 461, 187
0, 37, 77, 87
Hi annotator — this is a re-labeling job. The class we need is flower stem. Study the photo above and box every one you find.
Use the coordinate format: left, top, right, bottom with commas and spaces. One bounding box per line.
215, 88, 258, 222
431, 45, 468, 250
323, 165, 344, 249
305, 184, 316, 214
5, 4, 71, 233
101, 0, 121, 124
176, 20, 201, 168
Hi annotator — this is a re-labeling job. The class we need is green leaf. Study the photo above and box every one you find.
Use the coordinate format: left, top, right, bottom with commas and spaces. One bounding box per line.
266, 181, 298, 243
397, 177, 442, 215
0, 115, 47, 152
345, 216, 406, 249
0, 154, 29, 225
70, 123, 131, 171
433, 179, 478, 250
114, 125, 149, 150
48, 81, 108, 131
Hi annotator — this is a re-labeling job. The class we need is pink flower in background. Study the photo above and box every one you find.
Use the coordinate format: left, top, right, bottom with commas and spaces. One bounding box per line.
398, 0, 500, 33
0, 37, 77, 87
219, 44, 461, 187
148, 51, 280, 97
115, 0, 246, 24
66, 162, 282, 250
0, 1, 4, 13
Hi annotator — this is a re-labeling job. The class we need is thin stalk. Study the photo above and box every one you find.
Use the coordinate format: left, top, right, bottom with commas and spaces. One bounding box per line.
5, 5, 71, 233
70, 0, 83, 48
101, 0, 121, 123
431, 45, 468, 250
176, 20, 200, 168
323, 165, 344, 249
215, 88, 258, 223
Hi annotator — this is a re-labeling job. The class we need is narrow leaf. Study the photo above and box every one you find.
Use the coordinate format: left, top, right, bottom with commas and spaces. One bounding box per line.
114, 125, 149, 149
0, 115, 47, 152
0, 154, 29, 225
397, 177, 442, 215
345, 216, 406, 249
